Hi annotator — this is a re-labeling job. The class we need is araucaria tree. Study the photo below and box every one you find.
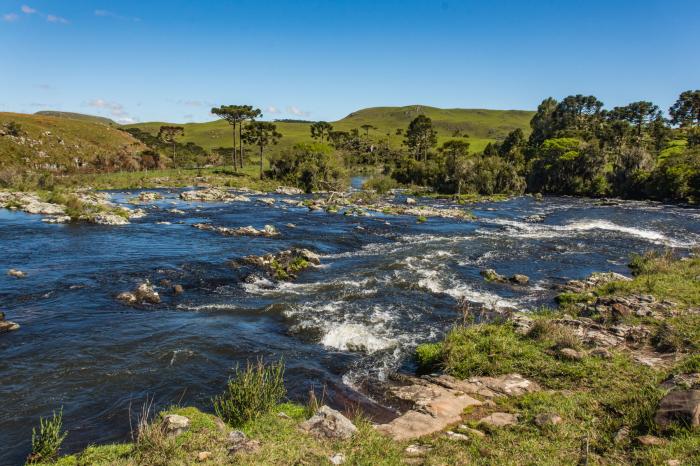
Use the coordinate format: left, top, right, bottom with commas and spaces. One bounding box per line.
211, 105, 261, 171
404, 115, 437, 161
243, 121, 282, 179
669, 90, 700, 128
310, 121, 333, 141
157, 126, 184, 167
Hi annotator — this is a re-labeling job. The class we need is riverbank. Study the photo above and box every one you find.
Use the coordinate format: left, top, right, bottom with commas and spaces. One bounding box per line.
25, 252, 699, 465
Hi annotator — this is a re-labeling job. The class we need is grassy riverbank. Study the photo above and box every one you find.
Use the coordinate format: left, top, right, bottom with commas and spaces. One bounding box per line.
28, 253, 699, 465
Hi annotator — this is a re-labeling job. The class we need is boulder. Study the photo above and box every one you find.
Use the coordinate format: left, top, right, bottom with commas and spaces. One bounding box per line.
557, 348, 584, 361
92, 213, 129, 225
299, 406, 357, 440
7, 269, 26, 278
197, 451, 211, 462
534, 413, 563, 427
258, 197, 275, 205
243, 248, 320, 280
135, 282, 160, 304
457, 425, 485, 438
445, 431, 470, 441
227, 430, 261, 454
162, 414, 190, 437
329, 453, 346, 465
0, 320, 20, 333
509, 274, 530, 285
116, 292, 137, 304
172, 284, 184, 295
405, 197, 417, 205
478, 412, 518, 428
654, 390, 700, 429
275, 186, 303, 195
480, 269, 506, 283
636, 435, 667, 446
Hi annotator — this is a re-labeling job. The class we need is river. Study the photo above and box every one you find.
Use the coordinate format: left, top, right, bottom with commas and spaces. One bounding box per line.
1, 189, 698, 464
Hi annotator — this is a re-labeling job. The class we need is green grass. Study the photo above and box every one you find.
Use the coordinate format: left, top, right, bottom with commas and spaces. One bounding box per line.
33, 111, 117, 126
126, 105, 534, 156
0, 112, 144, 172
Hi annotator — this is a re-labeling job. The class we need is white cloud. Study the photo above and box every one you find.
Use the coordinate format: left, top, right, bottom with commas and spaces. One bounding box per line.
21, 5, 36, 14
94, 9, 140, 22
47, 14, 69, 24
2, 13, 19, 22
86, 99, 134, 121
267, 106, 280, 114
287, 105, 310, 117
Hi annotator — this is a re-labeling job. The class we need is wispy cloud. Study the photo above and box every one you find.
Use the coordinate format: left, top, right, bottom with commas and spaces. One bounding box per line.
94, 9, 140, 22
21, 5, 36, 14
2, 13, 19, 22
47, 14, 69, 24
36, 84, 55, 90
287, 105, 310, 117
267, 106, 280, 114
86, 98, 136, 123
178, 100, 204, 107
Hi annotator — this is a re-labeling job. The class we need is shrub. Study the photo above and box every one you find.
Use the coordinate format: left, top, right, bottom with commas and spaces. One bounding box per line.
363, 175, 397, 194
415, 343, 443, 373
213, 359, 286, 426
27, 409, 68, 464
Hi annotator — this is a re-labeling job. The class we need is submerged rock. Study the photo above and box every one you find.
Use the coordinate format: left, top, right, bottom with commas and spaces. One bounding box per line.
93, 213, 130, 225
7, 268, 26, 278
118, 281, 160, 305
0, 312, 20, 333
480, 268, 506, 283
509, 274, 530, 285
299, 406, 357, 440
193, 223, 279, 237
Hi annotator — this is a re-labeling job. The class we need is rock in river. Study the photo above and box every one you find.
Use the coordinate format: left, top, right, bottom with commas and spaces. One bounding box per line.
243, 248, 320, 280
299, 406, 357, 440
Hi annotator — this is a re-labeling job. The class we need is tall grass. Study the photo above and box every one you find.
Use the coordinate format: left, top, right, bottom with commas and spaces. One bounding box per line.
27, 409, 68, 464
213, 359, 286, 427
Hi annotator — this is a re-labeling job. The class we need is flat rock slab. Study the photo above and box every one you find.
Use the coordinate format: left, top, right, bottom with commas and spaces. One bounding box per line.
377, 379, 482, 441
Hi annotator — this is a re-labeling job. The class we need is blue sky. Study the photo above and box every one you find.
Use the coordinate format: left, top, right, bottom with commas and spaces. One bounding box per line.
1, 0, 698, 124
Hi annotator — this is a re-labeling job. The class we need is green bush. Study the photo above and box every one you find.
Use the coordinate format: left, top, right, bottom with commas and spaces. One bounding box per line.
415, 343, 443, 372
213, 359, 286, 427
27, 409, 68, 464
363, 175, 397, 194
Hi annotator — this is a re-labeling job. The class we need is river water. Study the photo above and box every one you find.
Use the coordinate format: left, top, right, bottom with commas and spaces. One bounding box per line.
1, 190, 698, 464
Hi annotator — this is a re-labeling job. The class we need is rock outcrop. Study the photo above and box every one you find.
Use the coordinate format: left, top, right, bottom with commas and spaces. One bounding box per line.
243, 248, 320, 280
180, 188, 250, 202
193, 223, 279, 237
162, 414, 190, 437
299, 406, 358, 440
117, 281, 161, 305
0, 312, 20, 333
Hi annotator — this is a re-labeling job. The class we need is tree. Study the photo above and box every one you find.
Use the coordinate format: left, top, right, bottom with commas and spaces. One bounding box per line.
360, 124, 377, 137
310, 121, 333, 141
211, 105, 261, 171
528, 97, 558, 147
239, 106, 262, 169
243, 121, 282, 179
438, 140, 471, 194
404, 115, 437, 161
157, 126, 184, 166
669, 90, 700, 128
608, 101, 660, 136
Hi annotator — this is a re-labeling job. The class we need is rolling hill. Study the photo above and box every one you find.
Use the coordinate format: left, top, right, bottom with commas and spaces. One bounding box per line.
126, 105, 534, 154
34, 111, 117, 126
0, 112, 144, 175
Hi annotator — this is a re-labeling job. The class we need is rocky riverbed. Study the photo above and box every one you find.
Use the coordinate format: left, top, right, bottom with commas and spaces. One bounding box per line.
1, 188, 699, 464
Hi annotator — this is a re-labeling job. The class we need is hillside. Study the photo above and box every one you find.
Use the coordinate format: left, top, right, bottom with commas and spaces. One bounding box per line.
126, 105, 534, 154
0, 112, 145, 178
34, 111, 117, 126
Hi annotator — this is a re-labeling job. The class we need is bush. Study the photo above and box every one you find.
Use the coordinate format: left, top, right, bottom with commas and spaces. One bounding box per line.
363, 175, 397, 194
415, 343, 442, 373
213, 359, 286, 426
27, 409, 68, 464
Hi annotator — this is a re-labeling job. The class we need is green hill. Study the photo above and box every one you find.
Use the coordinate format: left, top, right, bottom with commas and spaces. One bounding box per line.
126, 105, 534, 154
34, 111, 117, 126
0, 112, 145, 176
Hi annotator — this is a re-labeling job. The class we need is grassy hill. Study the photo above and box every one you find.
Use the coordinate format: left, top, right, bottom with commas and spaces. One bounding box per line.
0, 112, 144, 178
127, 105, 534, 155
34, 111, 117, 126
